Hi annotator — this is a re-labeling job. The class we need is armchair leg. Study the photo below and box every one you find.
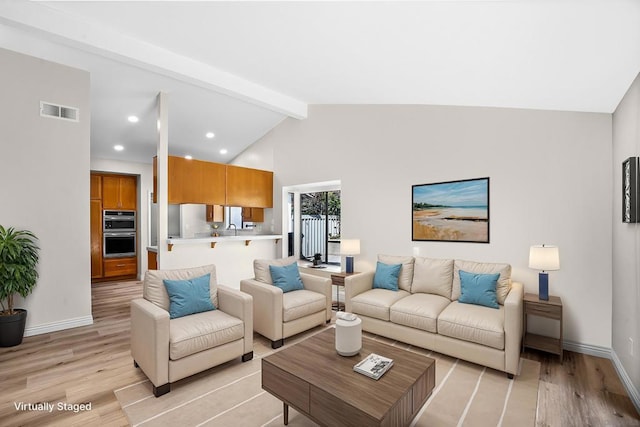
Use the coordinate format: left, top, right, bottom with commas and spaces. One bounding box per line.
507, 373, 514, 380
242, 351, 254, 362
271, 339, 284, 349
133, 360, 139, 368
153, 383, 171, 397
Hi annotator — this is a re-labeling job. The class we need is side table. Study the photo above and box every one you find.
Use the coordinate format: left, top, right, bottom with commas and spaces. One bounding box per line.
523, 292, 563, 362
330, 272, 359, 311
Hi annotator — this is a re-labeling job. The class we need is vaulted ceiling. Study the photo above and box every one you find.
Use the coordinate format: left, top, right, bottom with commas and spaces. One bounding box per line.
1, 1, 639, 164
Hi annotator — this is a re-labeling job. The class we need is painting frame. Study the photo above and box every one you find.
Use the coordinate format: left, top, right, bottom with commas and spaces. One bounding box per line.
412, 177, 490, 243
622, 157, 639, 223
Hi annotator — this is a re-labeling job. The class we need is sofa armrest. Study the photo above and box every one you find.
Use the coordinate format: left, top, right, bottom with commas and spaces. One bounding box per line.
344, 271, 375, 313
240, 279, 283, 341
218, 285, 253, 355
130, 298, 170, 387
503, 281, 524, 375
300, 272, 332, 321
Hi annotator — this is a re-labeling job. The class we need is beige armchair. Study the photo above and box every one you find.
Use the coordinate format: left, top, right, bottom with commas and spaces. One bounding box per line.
240, 257, 332, 349
131, 264, 253, 397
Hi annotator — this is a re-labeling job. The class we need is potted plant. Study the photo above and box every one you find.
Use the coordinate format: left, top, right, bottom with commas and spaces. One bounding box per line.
0, 225, 39, 347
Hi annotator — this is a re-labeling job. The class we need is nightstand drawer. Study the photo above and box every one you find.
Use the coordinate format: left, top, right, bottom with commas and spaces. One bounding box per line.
525, 303, 561, 319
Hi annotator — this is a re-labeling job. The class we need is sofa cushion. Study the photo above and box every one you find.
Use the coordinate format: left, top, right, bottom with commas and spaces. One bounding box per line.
411, 257, 454, 298
452, 260, 512, 304
378, 255, 414, 292
437, 301, 504, 350
163, 273, 216, 319
144, 264, 218, 312
350, 288, 410, 321
269, 263, 305, 293
458, 270, 500, 309
390, 293, 451, 333
254, 256, 297, 285
373, 262, 401, 291
282, 289, 327, 322
169, 309, 244, 360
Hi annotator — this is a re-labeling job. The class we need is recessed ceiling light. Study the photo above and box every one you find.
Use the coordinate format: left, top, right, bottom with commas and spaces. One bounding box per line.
127, 115, 139, 123
206, 132, 215, 139
220, 149, 228, 155
185, 155, 193, 160
114, 145, 124, 151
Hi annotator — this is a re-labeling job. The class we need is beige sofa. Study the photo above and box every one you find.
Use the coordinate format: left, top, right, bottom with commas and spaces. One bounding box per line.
240, 257, 332, 348
345, 255, 524, 378
131, 264, 253, 397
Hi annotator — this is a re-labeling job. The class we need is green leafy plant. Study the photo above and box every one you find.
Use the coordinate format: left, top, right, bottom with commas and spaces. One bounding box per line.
0, 226, 39, 315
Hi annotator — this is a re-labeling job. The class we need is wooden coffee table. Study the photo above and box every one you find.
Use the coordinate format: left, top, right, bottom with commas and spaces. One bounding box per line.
262, 328, 435, 426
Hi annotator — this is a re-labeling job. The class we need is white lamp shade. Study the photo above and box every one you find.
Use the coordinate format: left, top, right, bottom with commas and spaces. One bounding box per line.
529, 245, 560, 271
340, 239, 361, 255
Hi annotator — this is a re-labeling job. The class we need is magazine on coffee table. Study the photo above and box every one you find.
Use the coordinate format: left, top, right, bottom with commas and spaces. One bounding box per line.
353, 353, 394, 380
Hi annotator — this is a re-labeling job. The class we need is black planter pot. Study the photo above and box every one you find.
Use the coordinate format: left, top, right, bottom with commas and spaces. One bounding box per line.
0, 309, 27, 347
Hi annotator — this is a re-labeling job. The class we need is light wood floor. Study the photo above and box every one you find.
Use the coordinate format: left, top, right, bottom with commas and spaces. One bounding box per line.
0, 280, 638, 427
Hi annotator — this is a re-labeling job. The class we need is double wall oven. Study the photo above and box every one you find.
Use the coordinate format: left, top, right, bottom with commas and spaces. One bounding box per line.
103, 210, 136, 258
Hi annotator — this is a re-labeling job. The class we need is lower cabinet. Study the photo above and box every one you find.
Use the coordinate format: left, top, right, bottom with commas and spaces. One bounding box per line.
147, 250, 157, 270
103, 257, 137, 278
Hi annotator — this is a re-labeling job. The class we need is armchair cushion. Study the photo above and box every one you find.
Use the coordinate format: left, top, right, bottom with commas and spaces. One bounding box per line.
144, 265, 218, 311
163, 273, 216, 319
169, 309, 244, 360
254, 256, 297, 284
269, 263, 304, 293
282, 290, 327, 322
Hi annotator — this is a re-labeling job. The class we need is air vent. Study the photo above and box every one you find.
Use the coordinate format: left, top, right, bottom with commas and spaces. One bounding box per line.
40, 101, 79, 122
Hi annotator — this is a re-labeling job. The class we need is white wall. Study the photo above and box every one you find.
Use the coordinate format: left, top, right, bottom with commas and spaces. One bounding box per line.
90, 158, 153, 279
239, 105, 613, 348
612, 72, 640, 398
0, 48, 92, 334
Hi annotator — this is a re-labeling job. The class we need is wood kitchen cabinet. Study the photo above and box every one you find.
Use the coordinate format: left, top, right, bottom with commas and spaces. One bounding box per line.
154, 156, 226, 205
242, 207, 264, 222
90, 199, 103, 279
226, 165, 273, 208
103, 257, 137, 278
102, 175, 137, 210
90, 174, 102, 200
206, 205, 225, 222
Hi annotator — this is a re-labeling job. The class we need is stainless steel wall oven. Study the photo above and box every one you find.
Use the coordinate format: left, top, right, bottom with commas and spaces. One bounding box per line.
103, 232, 136, 258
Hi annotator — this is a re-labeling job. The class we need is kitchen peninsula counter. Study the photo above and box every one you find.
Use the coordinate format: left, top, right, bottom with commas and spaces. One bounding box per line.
166, 234, 282, 250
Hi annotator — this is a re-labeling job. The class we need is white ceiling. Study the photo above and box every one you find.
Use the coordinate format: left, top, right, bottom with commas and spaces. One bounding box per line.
1, 1, 639, 165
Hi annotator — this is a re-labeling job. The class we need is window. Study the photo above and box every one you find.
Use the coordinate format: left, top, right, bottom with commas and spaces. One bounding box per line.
300, 191, 341, 264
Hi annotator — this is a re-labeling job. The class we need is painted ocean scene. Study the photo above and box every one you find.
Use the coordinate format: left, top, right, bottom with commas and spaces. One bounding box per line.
412, 178, 489, 242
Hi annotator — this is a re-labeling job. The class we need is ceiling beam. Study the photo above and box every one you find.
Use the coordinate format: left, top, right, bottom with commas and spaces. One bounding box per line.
0, 2, 307, 119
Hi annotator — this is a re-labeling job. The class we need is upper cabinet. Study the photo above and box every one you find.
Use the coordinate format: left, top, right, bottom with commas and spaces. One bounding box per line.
154, 156, 226, 205
226, 165, 273, 208
154, 156, 273, 209
90, 174, 102, 200
102, 175, 137, 210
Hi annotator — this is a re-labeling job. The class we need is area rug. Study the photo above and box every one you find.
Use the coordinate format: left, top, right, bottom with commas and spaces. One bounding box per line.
116, 329, 540, 427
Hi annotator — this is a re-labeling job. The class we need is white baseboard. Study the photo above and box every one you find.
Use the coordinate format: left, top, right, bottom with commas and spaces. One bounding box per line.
611, 350, 640, 415
563, 339, 612, 359
24, 315, 94, 337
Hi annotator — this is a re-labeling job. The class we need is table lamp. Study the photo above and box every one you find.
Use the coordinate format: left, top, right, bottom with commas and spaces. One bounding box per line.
340, 239, 360, 274
529, 244, 560, 301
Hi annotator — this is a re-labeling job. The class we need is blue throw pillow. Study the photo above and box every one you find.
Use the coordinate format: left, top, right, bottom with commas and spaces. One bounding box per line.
269, 263, 304, 293
373, 262, 401, 291
458, 270, 500, 309
163, 273, 216, 319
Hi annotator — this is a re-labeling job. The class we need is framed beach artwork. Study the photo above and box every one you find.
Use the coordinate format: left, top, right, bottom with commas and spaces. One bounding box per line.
412, 177, 490, 243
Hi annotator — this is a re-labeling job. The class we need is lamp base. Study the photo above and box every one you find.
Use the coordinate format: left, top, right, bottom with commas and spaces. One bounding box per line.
345, 256, 354, 274
538, 272, 549, 301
